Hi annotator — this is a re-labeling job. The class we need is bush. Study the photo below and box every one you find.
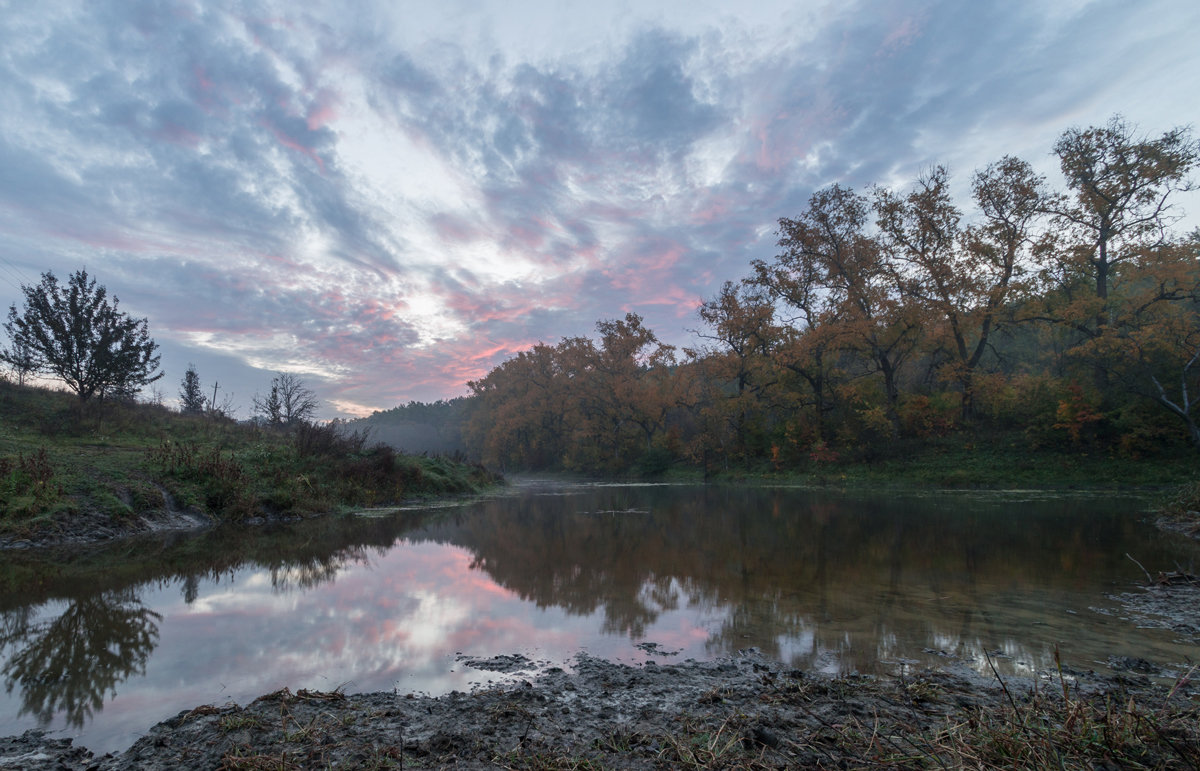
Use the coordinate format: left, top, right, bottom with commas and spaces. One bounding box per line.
145, 441, 251, 517
293, 422, 370, 458
633, 447, 674, 477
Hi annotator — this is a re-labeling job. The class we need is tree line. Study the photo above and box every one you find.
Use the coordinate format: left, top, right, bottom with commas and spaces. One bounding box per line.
461, 116, 1200, 471
6, 115, 1197, 470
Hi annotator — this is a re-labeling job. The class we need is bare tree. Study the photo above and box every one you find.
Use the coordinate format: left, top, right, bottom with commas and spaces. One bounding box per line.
253, 372, 319, 426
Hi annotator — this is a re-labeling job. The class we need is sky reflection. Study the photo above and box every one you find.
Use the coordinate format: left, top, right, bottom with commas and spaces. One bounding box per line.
2, 485, 1198, 754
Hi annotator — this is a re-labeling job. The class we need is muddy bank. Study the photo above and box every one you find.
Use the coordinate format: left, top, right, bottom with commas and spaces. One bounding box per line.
4, 650, 1197, 770
1157, 513, 1200, 541
0, 506, 213, 550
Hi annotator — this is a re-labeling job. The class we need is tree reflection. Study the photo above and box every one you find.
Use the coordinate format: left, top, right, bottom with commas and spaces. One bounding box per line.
266, 545, 373, 592
2, 589, 161, 727
409, 486, 1153, 674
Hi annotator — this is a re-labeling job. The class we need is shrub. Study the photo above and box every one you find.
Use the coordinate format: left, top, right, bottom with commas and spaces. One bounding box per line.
0, 448, 61, 518
293, 422, 370, 458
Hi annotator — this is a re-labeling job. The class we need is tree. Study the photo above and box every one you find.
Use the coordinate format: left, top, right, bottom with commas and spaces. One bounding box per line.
253, 372, 319, 426
0, 336, 38, 386
759, 184, 922, 430
1, 270, 162, 401
588, 314, 678, 465
1066, 237, 1200, 447
689, 281, 786, 460
874, 162, 1045, 420
179, 364, 206, 415
1046, 115, 1198, 302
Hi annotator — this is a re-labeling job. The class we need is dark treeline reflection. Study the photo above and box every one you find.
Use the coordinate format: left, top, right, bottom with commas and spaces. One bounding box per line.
403, 486, 1172, 668
0, 485, 1187, 729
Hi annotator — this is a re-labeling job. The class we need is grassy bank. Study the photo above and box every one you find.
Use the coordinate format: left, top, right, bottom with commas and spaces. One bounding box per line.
657, 431, 1199, 490
0, 380, 499, 540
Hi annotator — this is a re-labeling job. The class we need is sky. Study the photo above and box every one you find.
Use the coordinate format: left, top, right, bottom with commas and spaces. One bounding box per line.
1, 0, 1198, 419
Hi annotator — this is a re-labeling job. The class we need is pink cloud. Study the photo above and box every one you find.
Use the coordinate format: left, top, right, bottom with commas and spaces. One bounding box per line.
690, 196, 730, 225
264, 120, 326, 172
507, 223, 544, 250
153, 122, 203, 147
880, 16, 922, 56
432, 213, 483, 243
193, 66, 214, 93
306, 89, 339, 130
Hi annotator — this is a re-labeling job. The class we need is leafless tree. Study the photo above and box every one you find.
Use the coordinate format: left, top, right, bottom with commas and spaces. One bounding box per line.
253, 372, 319, 426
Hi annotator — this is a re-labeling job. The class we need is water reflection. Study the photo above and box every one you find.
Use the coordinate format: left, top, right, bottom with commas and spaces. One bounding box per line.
0, 484, 1195, 753
408, 486, 1180, 676
2, 590, 160, 727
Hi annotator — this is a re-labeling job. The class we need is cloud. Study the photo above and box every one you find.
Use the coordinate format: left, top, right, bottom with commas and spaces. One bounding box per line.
1, 0, 1196, 416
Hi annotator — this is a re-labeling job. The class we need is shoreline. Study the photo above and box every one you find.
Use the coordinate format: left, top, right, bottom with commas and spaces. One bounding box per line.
4, 479, 1194, 553
3, 650, 1197, 770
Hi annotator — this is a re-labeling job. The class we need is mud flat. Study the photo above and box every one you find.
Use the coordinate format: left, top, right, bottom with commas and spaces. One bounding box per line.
3, 648, 1198, 770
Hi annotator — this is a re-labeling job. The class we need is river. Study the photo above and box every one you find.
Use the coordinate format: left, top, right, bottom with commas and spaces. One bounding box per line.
1, 480, 1196, 753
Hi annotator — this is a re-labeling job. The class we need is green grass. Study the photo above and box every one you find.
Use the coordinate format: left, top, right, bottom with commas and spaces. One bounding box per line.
0, 379, 500, 537
683, 431, 1198, 490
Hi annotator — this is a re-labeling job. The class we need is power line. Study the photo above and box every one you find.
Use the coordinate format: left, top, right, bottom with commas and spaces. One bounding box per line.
0, 256, 32, 293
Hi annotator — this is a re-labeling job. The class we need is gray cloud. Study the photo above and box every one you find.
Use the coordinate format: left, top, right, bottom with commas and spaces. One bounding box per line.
0, 0, 1196, 416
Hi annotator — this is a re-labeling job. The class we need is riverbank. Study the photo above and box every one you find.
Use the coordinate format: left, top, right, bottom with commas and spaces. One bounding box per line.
665, 433, 1199, 490
4, 648, 1197, 770
0, 381, 500, 548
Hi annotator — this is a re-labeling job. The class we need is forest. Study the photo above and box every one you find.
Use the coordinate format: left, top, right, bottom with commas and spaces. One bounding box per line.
361, 117, 1200, 476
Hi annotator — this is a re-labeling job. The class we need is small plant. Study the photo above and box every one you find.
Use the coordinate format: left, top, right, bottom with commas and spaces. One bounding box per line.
657, 716, 752, 769
808, 440, 839, 464
218, 713, 264, 733
0, 447, 62, 518
219, 747, 301, 771
146, 441, 250, 514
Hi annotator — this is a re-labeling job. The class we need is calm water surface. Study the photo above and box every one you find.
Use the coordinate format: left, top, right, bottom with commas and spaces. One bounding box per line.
2, 482, 1197, 753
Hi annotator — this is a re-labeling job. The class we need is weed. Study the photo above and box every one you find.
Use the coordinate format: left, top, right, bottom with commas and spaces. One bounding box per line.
657, 715, 768, 769
0, 448, 62, 518
499, 750, 606, 770
219, 713, 264, 733
218, 748, 300, 770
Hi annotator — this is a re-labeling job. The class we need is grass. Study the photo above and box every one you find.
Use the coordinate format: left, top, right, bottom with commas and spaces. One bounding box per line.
0, 379, 500, 538
491, 673, 1200, 770
674, 430, 1199, 490
1157, 479, 1200, 537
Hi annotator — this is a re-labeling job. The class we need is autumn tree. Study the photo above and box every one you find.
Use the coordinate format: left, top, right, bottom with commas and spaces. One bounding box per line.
1067, 237, 1200, 447
586, 314, 678, 466
465, 315, 680, 471
1045, 116, 1198, 304
688, 281, 785, 461
757, 184, 922, 431
466, 342, 575, 469
874, 162, 1045, 420
2, 270, 162, 401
